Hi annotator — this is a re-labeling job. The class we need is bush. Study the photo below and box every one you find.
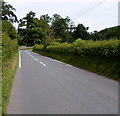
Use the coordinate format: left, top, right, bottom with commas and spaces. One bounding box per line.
33, 39, 120, 58
33, 44, 44, 52
50, 42, 61, 46
2, 34, 18, 62
2, 20, 17, 39
72, 38, 85, 47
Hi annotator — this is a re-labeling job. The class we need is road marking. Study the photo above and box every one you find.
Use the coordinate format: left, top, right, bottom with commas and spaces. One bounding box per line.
45, 57, 62, 63
26, 50, 29, 54
34, 58, 38, 61
19, 51, 21, 68
26, 50, 46, 67
44, 56, 73, 67
40, 61, 46, 67
65, 64, 73, 67
27, 51, 73, 68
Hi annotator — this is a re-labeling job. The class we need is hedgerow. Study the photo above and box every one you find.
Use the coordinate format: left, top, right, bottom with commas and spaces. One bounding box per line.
33, 39, 120, 58
2, 34, 18, 62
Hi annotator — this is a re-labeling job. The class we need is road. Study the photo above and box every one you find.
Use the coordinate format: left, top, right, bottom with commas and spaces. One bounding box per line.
7, 50, 118, 114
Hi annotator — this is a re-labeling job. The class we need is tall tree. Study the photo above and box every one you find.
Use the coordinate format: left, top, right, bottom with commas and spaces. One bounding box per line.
18, 11, 50, 46
2, 1, 18, 23
2, 1, 18, 39
51, 14, 72, 42
19, 11, 36, 29
73, 24, 90, 40
40, 14, 52, 24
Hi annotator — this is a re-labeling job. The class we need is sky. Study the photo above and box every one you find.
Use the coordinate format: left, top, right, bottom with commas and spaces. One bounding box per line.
5, 0, 119, 32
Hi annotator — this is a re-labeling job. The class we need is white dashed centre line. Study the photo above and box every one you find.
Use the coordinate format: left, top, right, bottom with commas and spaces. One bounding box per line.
26, 50, 46, 67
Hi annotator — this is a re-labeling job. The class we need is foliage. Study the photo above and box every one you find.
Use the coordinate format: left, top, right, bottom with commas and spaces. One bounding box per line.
91, 26, 120, 40
19, 11, 36, 28
2, 20, 17, 39
2, 34, 18, 62
18, 12, 50, 46
51, 14, 73, 42
19, 12, 120, 46
2, 2, 18, 114
33, 39, 120, 58
73, 24, 90, 40
99, 26, 120, 40
50, 42, 61, 46
33, 44, 44, 51
17, 11, 119, 46
2, 1, 18, 23
71, 38, 85, 47
40, 14, 52, 24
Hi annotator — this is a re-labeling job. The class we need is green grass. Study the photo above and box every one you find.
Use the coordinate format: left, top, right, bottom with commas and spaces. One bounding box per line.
2, 53, 18, 115
19, 45, 26, 47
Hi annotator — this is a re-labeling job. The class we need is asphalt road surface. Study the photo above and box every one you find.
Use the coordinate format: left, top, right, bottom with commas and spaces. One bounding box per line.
7, 50, 118, 114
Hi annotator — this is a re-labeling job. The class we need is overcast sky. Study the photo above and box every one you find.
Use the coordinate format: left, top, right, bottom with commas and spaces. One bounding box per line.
5, 0, 119, 32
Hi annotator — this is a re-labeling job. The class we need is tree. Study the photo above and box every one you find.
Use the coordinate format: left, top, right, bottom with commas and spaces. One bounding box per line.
40, 14, 52, 24
73, 24, 90, 40
2, 20, 17, 39
51, 14, 72, 42
18, 11, 36, 46
2, 1, 18, 23
89, 26, 120, 41
98, 26, 120, 40
18, 12, 50, 46
90, 31, 99, 41
19, 11, 36, 29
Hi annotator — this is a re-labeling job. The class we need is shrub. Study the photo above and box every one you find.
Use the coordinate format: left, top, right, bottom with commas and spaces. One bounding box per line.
33, 39, 120, 58
72, 38, 85, 47
2, 34, 18, 62
33, 44, 44, 52
50, 42, 61, 46
2, 20, 17, 39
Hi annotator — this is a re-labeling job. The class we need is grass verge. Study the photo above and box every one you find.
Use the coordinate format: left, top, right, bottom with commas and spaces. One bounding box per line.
2, 53, 18, 115
19, 47, 33, 50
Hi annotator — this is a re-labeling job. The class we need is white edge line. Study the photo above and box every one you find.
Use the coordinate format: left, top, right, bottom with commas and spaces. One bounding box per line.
19, 51, 21, 68
45, 56, 73, 67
